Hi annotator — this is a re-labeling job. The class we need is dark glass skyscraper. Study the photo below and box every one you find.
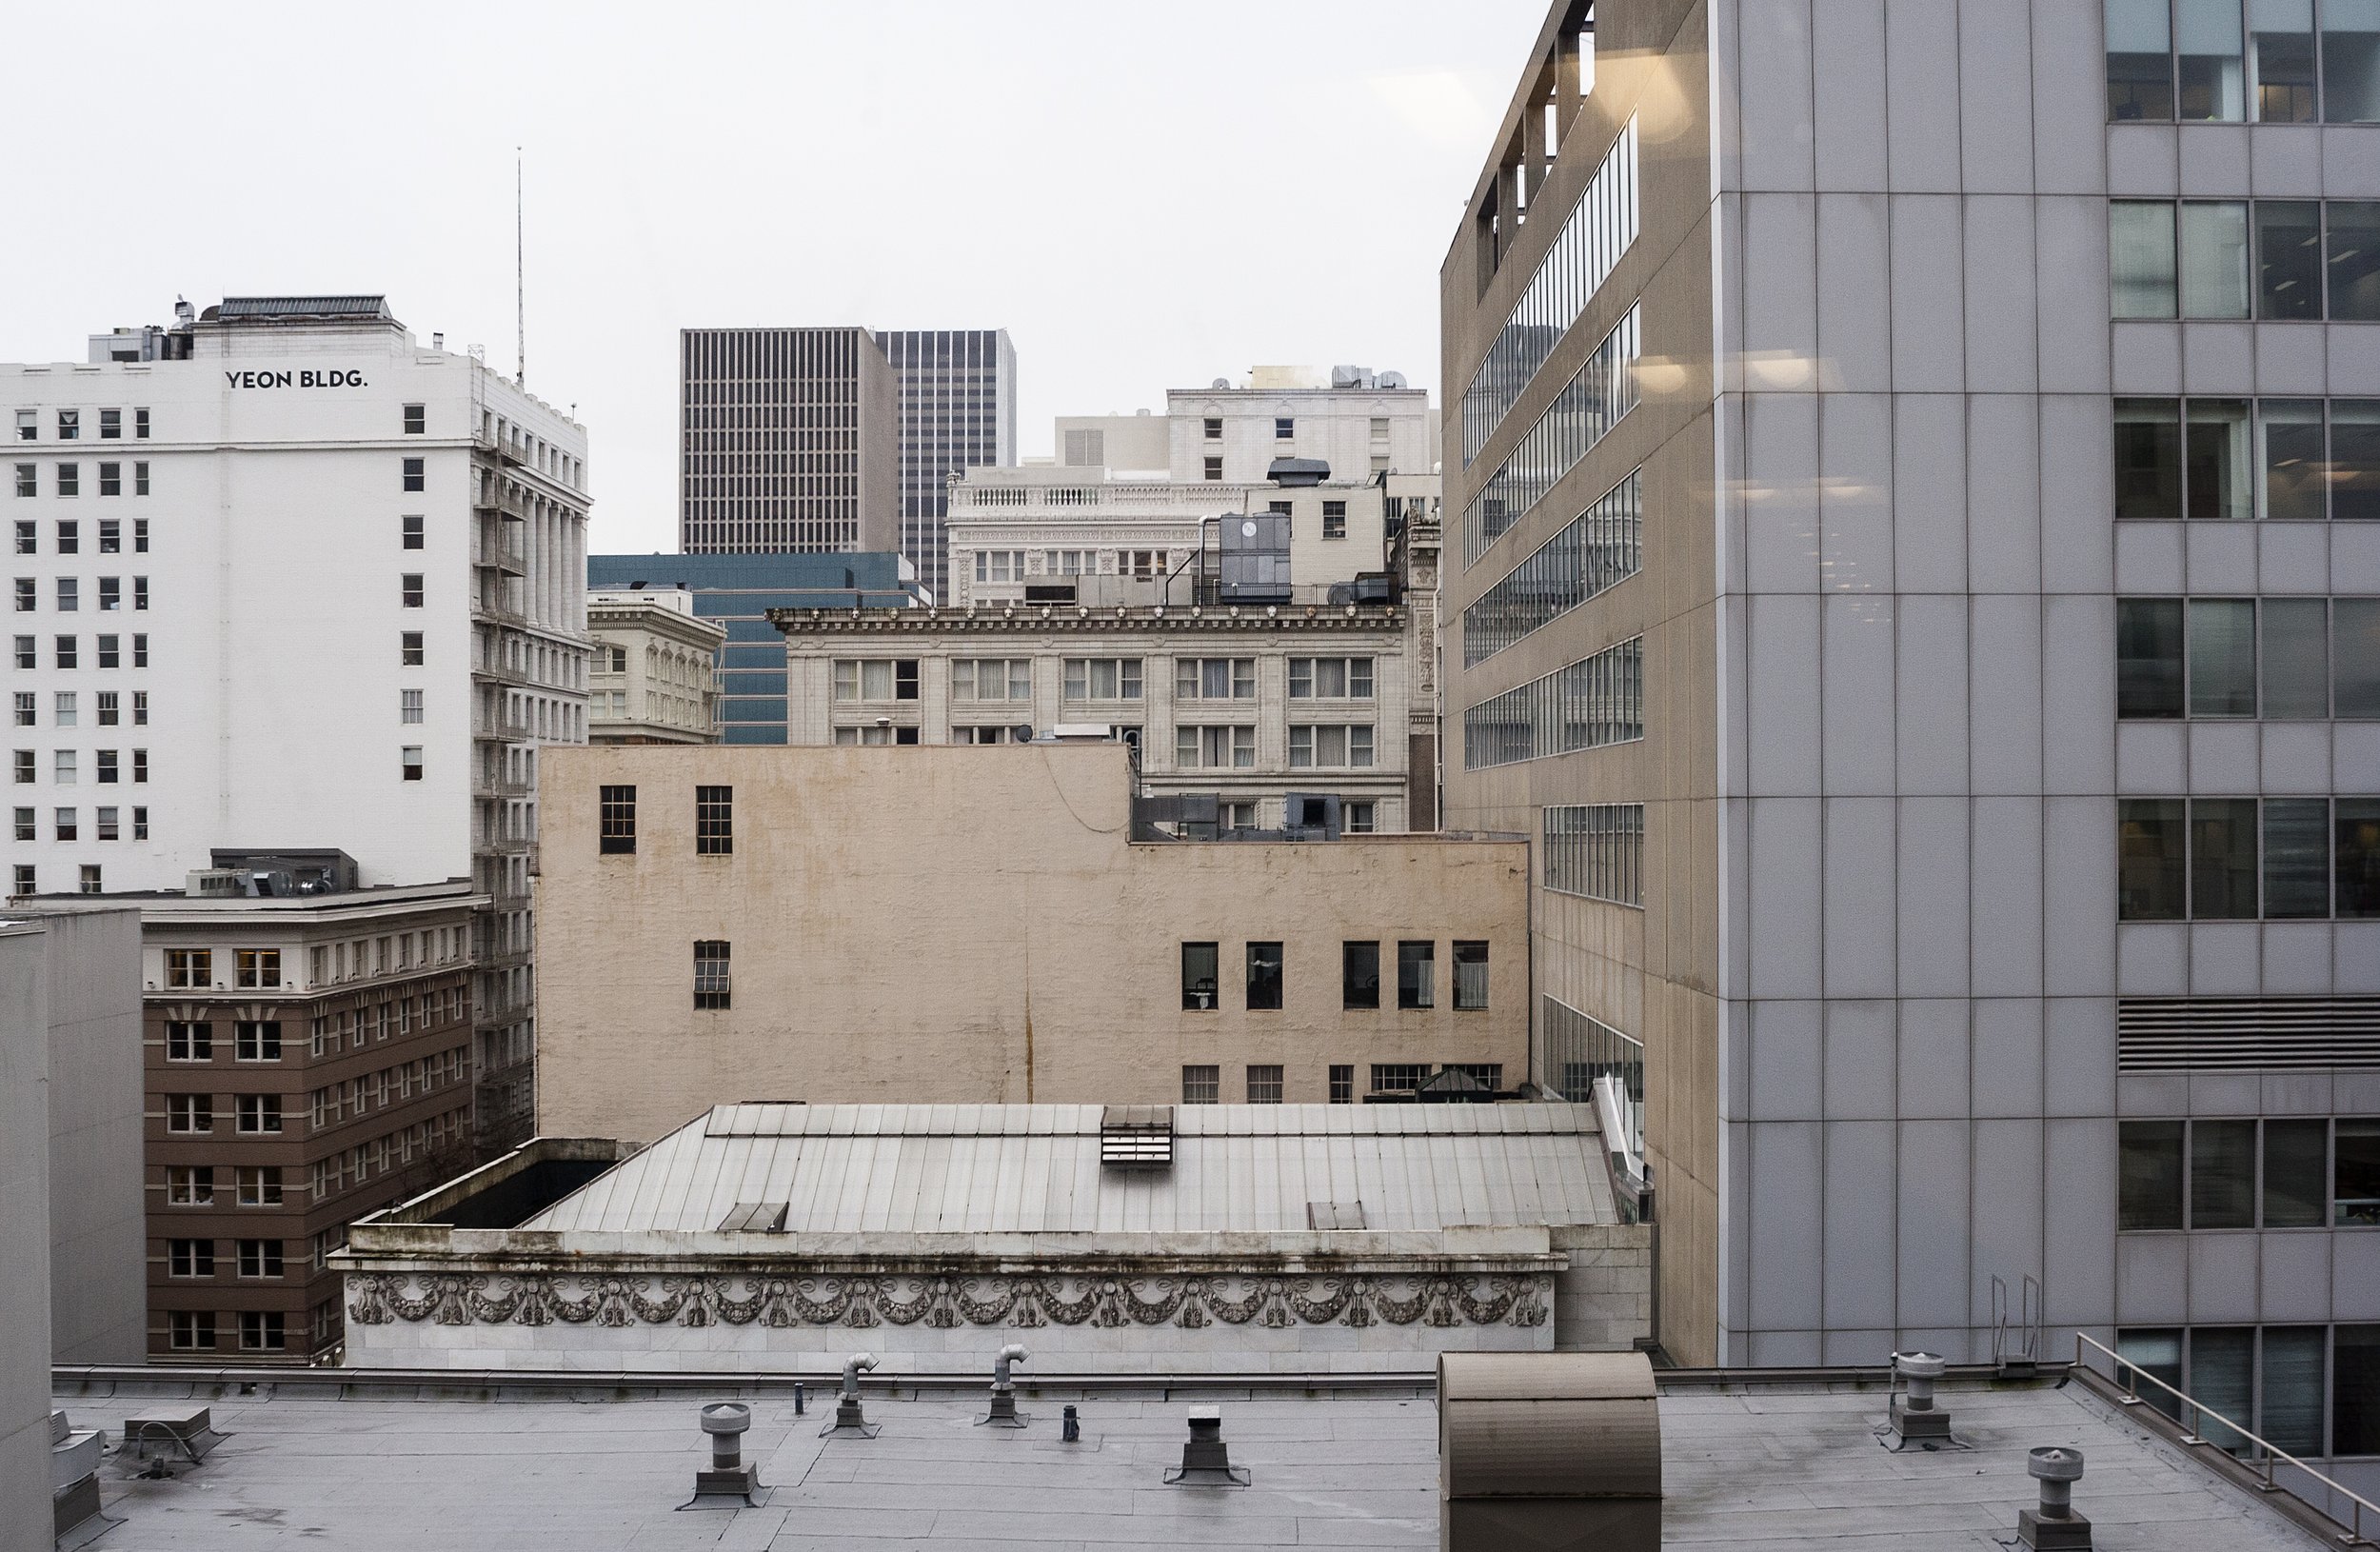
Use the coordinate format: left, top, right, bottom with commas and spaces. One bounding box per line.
678, 327, 899, 554
879, 329, 1016, 603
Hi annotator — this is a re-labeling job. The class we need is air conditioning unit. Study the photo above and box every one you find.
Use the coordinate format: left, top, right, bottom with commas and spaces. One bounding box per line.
186, 869, 249, 898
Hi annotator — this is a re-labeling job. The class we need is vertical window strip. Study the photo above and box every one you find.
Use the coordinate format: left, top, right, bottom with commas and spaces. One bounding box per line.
1463, 470, 1642, 666
1542, 804, 1645, 905
1461, 118, 1639, 466
1462, 306, 1641, 566
1461, 637, 1644, 769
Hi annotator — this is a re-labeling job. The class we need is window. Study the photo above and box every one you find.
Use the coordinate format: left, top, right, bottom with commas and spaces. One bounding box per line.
236, 1095, 282, 1134
10, 468, 28, 499
238, 1311, 286, 1351
402, 403, 426, 435
93, 633, 115, 667
166, 1165, 213, 1205
2265, 1119, 2330, 1228
1176, 658, 1255, 699
402, 513, 424, 549
236, 1166, 283, 1206
77, 863, 98, 894
166, 1021, 211, 1061
1463, 638, 1644, 768
693, 940, 731, 1008
98, 463, 120, 497
56, 410, 77, 440
56, 577, 76, 611
1289, 657, 1375, 699
2120, 795, 2380, 919
1288, 725, 1375, 768
1246, 1065, 1284, 1104
1453, 942, 1490, 1010
832, 658, 922, 700
10, 410, 30, 442
10, 578, 27, 611
400, 746, 423, 781
401, 631, 424, 667
96, 519, 117, 553
1202, 455, 1223, 481
2336, 1325, 2380, 1455
595, 784, 639, 854
133, 463, 148, 496
1202, 417, 1222, 440
168, 1240, 213, 1278
1274, 417, 1295, 440
235, 1021, 282, 1062
2343, 1120, 2380, 1226
9, 750, 27, 784
237, 1240, 285, 1279
236, 948, 282, 988
1544, 804, 1646, 905
696, 785, 733, 854
56, 464, 77, 497
1245, 942, 1283, 1010
58, 521, 78, 555
1397, 941, 1436, 1009
402, 457, 425, 491
2259, 199, 2324, 317
1062, 658, 1141, 700
166, 1094, 212, 1134
131, 748, 146, 784
9, 863, 29, 893
1181, 1065, 1220, 1104
129, 634, 143, 667
96, 576, 118, 612
1462, 306, 1645, 564
134, 409, 149, 440
1321, 500, 1347, 539
169, 1312, 216, 1350
401, 573, 424, 607
400, 688, 423, 724
9, 637, 25, 668
2120, 1120, 2186, 1229
951, 659, 1030, 701
132, 806, 147, 839
167, 948, 211, 988
94, 806, 116, 841
2192, 1118, 2258, 1228
10, 805, 27, 839
1372, 1064, 1431, 1094
1329, 1065, 1355, 1104
1342, 941, 1380, 1009
10, 520, 26, 551
1343, 801, 1377, 833
1181, 941, 1220, 1010
2112, 201, 2180, 316
53, 690, 74, 726
1175, 725, 1254, 768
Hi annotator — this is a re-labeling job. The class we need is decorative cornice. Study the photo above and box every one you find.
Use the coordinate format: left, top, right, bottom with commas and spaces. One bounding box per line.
767, 606, 1405, 638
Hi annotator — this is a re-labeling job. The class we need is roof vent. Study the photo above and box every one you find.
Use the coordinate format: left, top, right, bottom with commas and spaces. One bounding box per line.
1165, 1407, 1250, 1486
979, 1344, 1029, 1429
821, 1353, 880, 1439
1267, 456, 1330, 487
681, 1403, 765, 1510
1885, 1351, 1955, 1448
1101, 1105, 1174, 1168
1306, 1201, 1366, 1230
2018, 1447, 2089, 1549
714, 1201, 788, 1233
1438, 1350, 1659, 1550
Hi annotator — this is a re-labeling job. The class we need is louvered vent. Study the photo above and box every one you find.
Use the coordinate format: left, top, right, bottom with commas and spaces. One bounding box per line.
1101, 1104, 1174, 1168
2118, 997, 2380, 1071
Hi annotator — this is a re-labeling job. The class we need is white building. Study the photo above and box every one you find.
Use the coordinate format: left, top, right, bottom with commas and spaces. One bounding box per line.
586, 589, 724, 745
5, 295, 590, 1146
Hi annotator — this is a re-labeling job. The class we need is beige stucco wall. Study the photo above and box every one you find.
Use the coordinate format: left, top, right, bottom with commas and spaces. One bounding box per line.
536, 745, 1530, 1144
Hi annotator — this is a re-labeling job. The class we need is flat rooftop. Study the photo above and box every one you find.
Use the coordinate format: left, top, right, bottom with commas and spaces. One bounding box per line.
51, 1374, 2336, 1549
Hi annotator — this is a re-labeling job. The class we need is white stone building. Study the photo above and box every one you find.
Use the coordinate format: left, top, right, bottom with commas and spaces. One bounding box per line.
586, 589, 724, 745
4, 296, 590, 1145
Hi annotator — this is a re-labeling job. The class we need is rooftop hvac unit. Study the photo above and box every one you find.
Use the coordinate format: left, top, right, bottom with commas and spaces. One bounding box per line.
1283, 792, 1341, 840
1219, 513, 1290, 604
1100, 1105, 1174, 1168
1023, 582, 1077, 604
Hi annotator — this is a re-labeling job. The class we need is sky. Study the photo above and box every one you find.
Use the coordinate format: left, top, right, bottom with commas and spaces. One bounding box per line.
3, 1, 1544, 556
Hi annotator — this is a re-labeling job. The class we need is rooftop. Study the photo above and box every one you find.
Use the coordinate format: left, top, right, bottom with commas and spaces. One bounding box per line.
522, 1102, 1619, 1235
48, 1371, 2338, 1550
208, 294, 397, 324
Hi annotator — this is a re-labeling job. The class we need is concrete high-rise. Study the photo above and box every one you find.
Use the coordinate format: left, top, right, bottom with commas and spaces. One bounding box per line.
1440, 0, 2380, 1482
5, 295, 590, 1148
881, 328, 1016, 604
677, 327, 898, 556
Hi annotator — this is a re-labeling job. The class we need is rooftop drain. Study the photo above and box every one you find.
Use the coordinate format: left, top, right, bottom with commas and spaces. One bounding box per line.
679, 1402, 767, 1510
1165, 1407, 1250, 1486
2018, 1447, 2091, 1550
979, 1344, 1030, 1428
821, 1353, 881, 1439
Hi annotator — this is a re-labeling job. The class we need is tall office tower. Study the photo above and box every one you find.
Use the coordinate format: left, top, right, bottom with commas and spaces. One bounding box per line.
5, 296, 591, 1149
1442, 0, 2380, 1472
880, 329, 1016, 604
678, 327, 898, 556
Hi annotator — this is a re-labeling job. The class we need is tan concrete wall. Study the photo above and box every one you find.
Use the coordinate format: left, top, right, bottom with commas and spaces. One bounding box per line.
1438, 0, 1721, 1363
536, 745, 1529, 1144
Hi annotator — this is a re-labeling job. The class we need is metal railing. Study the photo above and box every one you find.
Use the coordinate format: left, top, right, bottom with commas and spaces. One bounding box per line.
2073, 1331, 2377, 1546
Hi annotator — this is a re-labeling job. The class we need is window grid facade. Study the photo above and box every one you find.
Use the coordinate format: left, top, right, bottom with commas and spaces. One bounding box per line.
1462, 637, 1644, 769
1543, 803, 1646, 905
1463, 470, 1642, 666
1463, 305, 1641, 565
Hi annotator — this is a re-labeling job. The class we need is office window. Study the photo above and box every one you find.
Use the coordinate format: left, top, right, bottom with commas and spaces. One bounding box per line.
2259, 200, 2326, 317
167, 948, 211, 988
1372, 1064, 1431, 1094
2192, 1118, 2258, 1228
53, 690, 74, 726
9, 863, 29, 893
1463, 638, 1645, 768
400, 688, 423, 725
2118, 799, 2189, 919
1176, 658, 1255, 699
133, 409, 149, 440
1181, 941, 1220, 1009
9, 577, 26, 611
98, 463, 120, 497
402, 403, 426, 435
168, 1240, 214, 1278
236, 948, 281, 988
1061, 657, 1141, 700
1202, 455, 1223, 481
400, 573, 423, 607
1343, 801, 1376, 833
238, 1311, 286, 1351
55, 410, 76, 440
10, 410, 30, 443
2118, 599, 2186, 715
10, 805, 27, 839
2266, 798, 2332, 917
1288, 724, 1374, 768
2108, 0, 2176, 118
401, 457, 425, 491
2181, 201, 2252, 315
1328, 1065, 1355, 1104
1321, 500, 1347, 539
56, 464, 77, 497
9, 749, 28, 784
1452, 942, 1491, 1010
1274, 417, 1294, 440
2336, 1326, 2380, 1457
693, 940, 731, 1008
2265, 1119, 2330, 1228
696, 785, 733, 855
166, 1166, 213, 1205
599, 785, 636, 853
236, 1166, 281, 1206
2112, 201, 2180, 315
951, 658, 1030, 701
1397, 941, 1436, 1009
1342, 941, 1380, 1009
54, 750, 74, 784
2334, 200, 2380, 320
1289, 657, 1374, 698
76, 863, 98, 894
169, 1312, 216, 1350
2192, 796, 2260, 918
1245, 941, 1283, 1010
56, 577, 76, 611
398, 746, 423, 782
235, 1020, 282, 1061
98, 409, 120, 441
1202, 417, 1222, 440
236, 1094, 283, 1134
10, 468, 28, 499
9, 636, 25, 667
2120, 1120, 2187, 1229
401, 631, 424, 666
165, 1021, 210, 1061
97, 519, 117, 553
2342, 1121, 2380, 1225
129, 634, 142, 667
237, 1240, 285, 1279
166, 1093, 212, 1133
10, 520, 26, 550
1175, 725, 1255, 768
1543, 804, 1646, 905
1181, 1065, 1220, 1104
402, 513, 424, 549
58, 521, 78, 554
132, 806, 146, 839
133, 463, 148, 495
131, 748, 146, 784
2188, 598, 2257, 714
1246, 1065, 1284, 1104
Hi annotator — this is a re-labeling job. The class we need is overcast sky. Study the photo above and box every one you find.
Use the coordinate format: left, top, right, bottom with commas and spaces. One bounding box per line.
6, 1, 1541, 555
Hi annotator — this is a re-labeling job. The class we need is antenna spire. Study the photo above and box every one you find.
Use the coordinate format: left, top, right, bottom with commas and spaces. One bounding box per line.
515, 148, 525, 387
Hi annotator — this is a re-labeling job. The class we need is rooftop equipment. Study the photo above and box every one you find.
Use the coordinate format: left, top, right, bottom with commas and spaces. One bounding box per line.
2019, 1447, 2091, 1549
1886, 1351, 1954, 1447
979, 1344, 1030, 1428
680, 1402, 765, 1509
1165, 1408, 1250, 1486
1099, 1105, 1174, 1168
1266, 456, 1331, 487
1438, 1350, 1660, 1551
1218, 512, 1291, 604
822, 1353, 880, 1439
